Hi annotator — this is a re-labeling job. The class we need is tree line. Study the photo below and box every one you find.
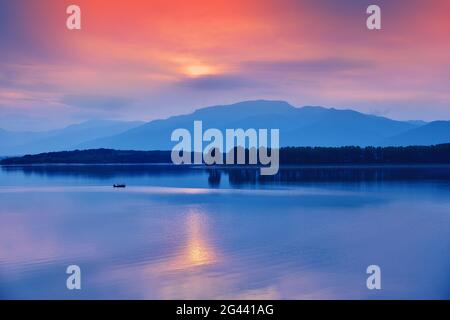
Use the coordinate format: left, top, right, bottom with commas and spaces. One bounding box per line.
2, 144, 450, 165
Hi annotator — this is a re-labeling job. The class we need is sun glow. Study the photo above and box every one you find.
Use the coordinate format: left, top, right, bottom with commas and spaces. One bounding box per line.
183, 64, 216, 77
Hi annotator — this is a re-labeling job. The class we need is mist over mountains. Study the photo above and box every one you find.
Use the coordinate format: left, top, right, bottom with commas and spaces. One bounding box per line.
1, 100, 449, 156
0, 120, 144, 156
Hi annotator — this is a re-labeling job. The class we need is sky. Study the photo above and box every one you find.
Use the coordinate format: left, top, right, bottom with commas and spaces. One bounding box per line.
0, 0, 449, 131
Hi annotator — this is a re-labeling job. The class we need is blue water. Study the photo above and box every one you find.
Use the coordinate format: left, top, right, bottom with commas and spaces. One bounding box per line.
0, 165, 450, 299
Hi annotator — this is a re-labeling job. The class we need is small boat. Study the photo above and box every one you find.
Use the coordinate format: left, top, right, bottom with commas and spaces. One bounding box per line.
113, 184, 126, 188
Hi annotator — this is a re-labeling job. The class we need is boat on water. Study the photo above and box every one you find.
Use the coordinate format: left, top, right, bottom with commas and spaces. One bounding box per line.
113, 184, 126, 188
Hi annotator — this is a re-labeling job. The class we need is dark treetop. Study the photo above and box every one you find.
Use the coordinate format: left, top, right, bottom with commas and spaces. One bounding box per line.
2, 144, 450, 165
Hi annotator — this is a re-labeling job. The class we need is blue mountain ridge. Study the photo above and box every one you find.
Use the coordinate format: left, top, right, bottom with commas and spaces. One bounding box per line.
1, 100, 449, 155
78, 100, 448, 150
0, 120, 144, 156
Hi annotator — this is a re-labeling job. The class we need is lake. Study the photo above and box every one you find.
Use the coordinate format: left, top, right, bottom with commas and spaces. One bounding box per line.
1, 165, 450, 299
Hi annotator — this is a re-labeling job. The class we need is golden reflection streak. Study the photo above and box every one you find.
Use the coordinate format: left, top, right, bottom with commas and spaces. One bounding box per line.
141, 207, 219, 274
183, 210, 216, 267
165, 207, 218, 270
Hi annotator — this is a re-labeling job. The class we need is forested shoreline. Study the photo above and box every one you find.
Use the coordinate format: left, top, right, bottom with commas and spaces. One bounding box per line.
2, 144, 450, 165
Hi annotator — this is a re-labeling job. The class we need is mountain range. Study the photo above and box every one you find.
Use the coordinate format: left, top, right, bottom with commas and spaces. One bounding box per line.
0, 120, 144, 156
1, 100, 449, 156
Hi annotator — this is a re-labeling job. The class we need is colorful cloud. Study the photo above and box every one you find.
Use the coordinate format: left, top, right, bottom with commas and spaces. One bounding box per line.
0, 0, 449, 130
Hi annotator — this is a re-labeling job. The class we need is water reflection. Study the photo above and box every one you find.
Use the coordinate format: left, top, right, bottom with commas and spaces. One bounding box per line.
184, 209, 217, 268
1, 165, 450, 299
227, 165, 450, 184
3, 165, 450, 188
138, 208, 224, 299
207, 169, 221, 187
160, 208, 219, 272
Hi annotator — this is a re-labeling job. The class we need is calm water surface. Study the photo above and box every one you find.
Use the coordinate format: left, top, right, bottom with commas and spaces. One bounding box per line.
1, 165, 450, 299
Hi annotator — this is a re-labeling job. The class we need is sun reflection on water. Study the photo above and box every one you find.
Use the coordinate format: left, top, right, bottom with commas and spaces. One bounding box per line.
174, 208, 218, 269
138, 206, 219, 276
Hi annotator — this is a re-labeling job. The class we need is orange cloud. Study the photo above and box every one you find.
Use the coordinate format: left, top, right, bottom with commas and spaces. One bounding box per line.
1, 0, 449, 128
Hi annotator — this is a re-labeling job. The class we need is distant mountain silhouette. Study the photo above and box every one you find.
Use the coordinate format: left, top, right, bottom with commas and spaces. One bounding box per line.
2, 100, 448, 155
79, 100, 426, 150
0, 120, 144, 155
381, 121, 450, 146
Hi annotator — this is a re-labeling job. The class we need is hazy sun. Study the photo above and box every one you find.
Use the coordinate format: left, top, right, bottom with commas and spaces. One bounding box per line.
184, 64, 215, 77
